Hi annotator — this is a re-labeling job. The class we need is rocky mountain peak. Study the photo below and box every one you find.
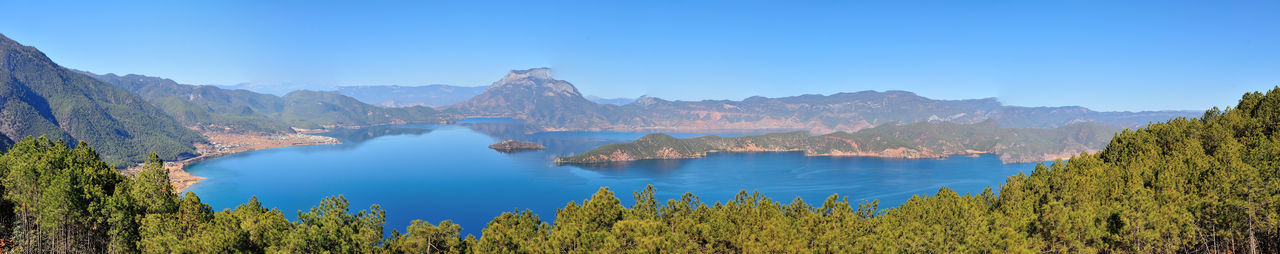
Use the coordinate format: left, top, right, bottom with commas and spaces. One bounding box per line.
633, 95, 667, 107
489, 68, 581, 97
500, 68, 554, 83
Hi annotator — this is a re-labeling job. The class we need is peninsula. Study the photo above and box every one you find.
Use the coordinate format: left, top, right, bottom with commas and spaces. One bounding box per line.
557, 120, 1115, 164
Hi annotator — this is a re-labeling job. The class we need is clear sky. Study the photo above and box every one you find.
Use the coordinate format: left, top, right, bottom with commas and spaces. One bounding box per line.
2, 1, 1277, 111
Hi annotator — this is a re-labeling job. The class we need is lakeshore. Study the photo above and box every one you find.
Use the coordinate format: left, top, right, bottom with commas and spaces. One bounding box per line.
122, 131, 341, 192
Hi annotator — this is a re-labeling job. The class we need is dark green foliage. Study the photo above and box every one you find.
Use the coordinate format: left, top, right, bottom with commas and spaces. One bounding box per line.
0, 138, 121, 252
0, 34, 203, 166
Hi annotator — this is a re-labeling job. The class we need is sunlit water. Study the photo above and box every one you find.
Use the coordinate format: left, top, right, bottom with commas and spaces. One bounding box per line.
186, 119, 1039, 236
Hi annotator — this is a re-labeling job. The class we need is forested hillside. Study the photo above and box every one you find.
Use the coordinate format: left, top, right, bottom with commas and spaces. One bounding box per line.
85, 72, 446, 132
0, 88, 1276, 252
0, 34, 202, 166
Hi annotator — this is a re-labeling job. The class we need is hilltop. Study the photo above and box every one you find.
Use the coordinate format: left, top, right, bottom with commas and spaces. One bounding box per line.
448, 68, 626, 129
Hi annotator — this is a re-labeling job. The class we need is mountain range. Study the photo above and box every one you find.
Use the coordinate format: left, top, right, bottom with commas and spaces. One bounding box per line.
445, 68, 1198, 133
0, 33, 1203, 167
0, 34, 203, 166
557, 120, 1115, 164
214, 82, 320, 97
84, 72, 446, 132
250, 84, 631, 109
336, 84, 486, 107
585, 95, 636, 105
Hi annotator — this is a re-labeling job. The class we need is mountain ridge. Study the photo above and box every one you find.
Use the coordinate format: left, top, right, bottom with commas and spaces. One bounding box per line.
83, 71, 446, 132
0, 33, 203, 166
445, 68, 1197, 133
335, 84, 485, 107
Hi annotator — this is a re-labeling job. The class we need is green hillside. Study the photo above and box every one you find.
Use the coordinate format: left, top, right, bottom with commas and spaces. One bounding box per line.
86, 72, 445, 132
86, 72, 294, 132
0, 34, 202, 166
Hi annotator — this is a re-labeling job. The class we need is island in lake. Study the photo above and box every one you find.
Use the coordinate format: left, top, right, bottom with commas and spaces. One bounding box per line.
488, 140, 546, 153
557, 120, 1116, 164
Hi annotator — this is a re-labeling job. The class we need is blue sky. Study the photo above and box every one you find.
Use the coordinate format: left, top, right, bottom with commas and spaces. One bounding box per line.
2, 1, 1277, 111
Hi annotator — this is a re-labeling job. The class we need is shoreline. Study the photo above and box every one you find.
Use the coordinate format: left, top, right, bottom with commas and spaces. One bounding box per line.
122, 131, 342, 193
557, 148, 1090, 165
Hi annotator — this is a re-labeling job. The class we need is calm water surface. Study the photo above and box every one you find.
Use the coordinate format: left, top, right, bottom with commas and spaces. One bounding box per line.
186, 119, 1039, 236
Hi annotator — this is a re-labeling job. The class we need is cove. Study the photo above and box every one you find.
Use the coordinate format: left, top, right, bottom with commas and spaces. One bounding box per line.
185, 119, 1040, 236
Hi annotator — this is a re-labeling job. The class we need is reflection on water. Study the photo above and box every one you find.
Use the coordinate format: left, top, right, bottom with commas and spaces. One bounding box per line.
186, 119, 1040, 236
320, 124, 437, 144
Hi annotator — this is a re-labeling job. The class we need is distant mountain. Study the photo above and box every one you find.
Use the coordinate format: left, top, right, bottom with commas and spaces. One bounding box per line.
214, 82, 325, 96
449, 68, 628, 129
558, 120, 1115, 164
0, 34, 203, 166
336, 84, 486, 107
277, 90, 442, 129
85, 72, 445, 132
449, 68, 1199, 133
586, 95, 636, 106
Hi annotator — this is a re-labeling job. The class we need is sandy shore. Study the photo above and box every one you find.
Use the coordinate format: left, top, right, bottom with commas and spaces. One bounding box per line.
122, 131, 341, 193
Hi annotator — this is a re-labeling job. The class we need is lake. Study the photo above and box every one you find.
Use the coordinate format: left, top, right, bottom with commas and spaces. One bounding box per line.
186, 119, 1040, 236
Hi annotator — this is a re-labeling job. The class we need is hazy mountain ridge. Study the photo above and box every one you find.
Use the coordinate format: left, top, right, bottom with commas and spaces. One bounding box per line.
214, 81, 320, 96
336, 84, 486, 107
0, 34, 203, 166
586, 95, 636, 105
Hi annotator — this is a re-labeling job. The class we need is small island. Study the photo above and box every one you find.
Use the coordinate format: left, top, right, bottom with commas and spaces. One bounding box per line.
488, 140, 546, 153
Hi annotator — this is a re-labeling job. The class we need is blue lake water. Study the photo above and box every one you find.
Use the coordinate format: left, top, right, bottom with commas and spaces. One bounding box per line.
186, 119, 1040, 236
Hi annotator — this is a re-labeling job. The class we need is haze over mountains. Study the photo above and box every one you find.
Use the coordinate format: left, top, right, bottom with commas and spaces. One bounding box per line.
214, 82, 317, 97
336, 85, 486, 107
0, 33, 1200, 168
213, 81, 633, 108
585, 96, 636, 105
